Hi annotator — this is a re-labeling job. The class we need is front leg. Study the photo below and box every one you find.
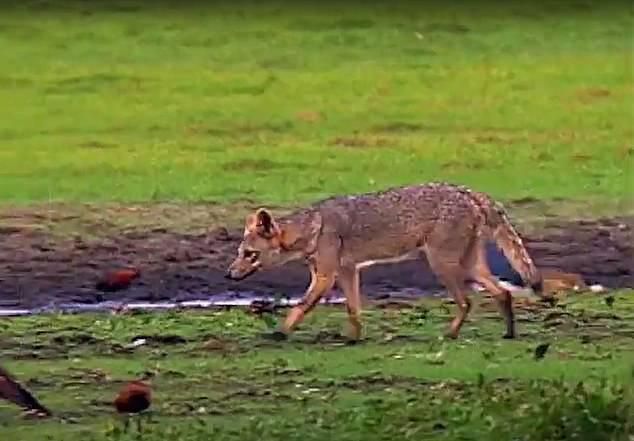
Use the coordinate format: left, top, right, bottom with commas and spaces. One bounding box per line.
277, 264, 336, 338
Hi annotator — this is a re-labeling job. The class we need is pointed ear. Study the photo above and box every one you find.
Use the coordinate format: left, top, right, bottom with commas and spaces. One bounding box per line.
244, 208, 279, 238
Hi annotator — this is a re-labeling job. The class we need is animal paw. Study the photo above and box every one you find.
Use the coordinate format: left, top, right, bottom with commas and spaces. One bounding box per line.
443, 331, 459, 340
263, 331, 288, 342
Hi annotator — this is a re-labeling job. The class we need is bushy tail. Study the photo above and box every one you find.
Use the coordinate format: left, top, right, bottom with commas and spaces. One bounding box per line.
489, 207, 543, 295
468, 191, 544, 296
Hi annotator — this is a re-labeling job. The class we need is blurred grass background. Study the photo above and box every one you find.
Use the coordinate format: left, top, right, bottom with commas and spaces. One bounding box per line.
0, 0, 631, 206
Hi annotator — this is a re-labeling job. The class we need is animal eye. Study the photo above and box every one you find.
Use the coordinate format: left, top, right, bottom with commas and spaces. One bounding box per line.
243, 250, 260, 261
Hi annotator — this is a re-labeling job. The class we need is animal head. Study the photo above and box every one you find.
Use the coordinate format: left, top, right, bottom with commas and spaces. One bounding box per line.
225, 208, 321, 281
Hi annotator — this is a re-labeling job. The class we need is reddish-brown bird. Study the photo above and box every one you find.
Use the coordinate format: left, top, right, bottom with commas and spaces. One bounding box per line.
114, 372, 153, 432
0, 364, 51, 418
96, 268, 141, 293
114, 374, 152, 415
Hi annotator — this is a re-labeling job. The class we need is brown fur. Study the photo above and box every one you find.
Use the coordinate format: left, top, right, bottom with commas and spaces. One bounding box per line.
226, 182, 546, 340
540, 268, 587, 294
469, 191, 542, 289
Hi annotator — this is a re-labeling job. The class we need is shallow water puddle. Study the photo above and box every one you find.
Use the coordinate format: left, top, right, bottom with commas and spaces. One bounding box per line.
0, 282, 542, 317
0, 294, 349, 317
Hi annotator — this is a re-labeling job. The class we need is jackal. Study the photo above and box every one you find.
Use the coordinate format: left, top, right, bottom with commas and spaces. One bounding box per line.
226, 182, 545, 341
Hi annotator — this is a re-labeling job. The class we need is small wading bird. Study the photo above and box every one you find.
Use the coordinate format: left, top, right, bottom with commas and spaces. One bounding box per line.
0, 364, 51, 418
113, 371, 154, 432
96, 268, 141, 293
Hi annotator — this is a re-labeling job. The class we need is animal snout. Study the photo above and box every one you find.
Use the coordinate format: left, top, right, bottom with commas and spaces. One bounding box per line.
225, 267, 241, 280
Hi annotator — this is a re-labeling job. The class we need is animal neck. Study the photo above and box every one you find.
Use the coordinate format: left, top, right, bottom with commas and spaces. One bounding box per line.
277, 210, 320, 255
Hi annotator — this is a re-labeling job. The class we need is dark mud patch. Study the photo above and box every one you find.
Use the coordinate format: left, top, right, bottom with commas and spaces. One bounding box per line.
331, 374, 455, 394
51, 333, 102, 346
129, 334, 188, 345
0, 211, 632, 310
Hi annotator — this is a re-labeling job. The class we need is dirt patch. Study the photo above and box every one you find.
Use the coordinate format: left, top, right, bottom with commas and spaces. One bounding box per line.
329, 135, 393, 148
295, 110, 323, 123
574, 86, 612, 104
0, 206, 632, 310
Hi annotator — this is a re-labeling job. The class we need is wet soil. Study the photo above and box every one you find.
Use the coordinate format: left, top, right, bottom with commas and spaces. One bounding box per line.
0, 208, 632, 309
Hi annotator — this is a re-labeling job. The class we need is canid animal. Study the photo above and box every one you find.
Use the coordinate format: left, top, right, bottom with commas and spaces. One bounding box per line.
226, 182, 546, 340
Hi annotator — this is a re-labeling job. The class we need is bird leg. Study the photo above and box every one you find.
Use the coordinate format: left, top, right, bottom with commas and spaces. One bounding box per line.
121, 415, 130, 433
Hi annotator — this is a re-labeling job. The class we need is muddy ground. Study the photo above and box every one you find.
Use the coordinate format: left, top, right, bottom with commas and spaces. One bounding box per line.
0, 205, 632, 309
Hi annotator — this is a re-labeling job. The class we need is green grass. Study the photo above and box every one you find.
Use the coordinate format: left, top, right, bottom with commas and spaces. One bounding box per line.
0, 293, 633, 440
0, 0, 632, 205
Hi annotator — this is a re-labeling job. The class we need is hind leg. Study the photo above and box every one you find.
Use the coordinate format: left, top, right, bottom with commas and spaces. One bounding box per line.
338, 265, 363, 341
424, 248, 471, 339
423, 213, 483, 339
466, 239, 516, 339
443, 271, 471, 339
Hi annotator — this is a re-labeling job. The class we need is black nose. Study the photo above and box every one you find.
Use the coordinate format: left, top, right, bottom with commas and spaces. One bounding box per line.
224, 272, 233, 280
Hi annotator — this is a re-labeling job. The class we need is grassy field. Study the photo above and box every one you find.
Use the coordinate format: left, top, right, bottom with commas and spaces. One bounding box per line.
0, 0, 632, 205
0, 293, 633, 440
